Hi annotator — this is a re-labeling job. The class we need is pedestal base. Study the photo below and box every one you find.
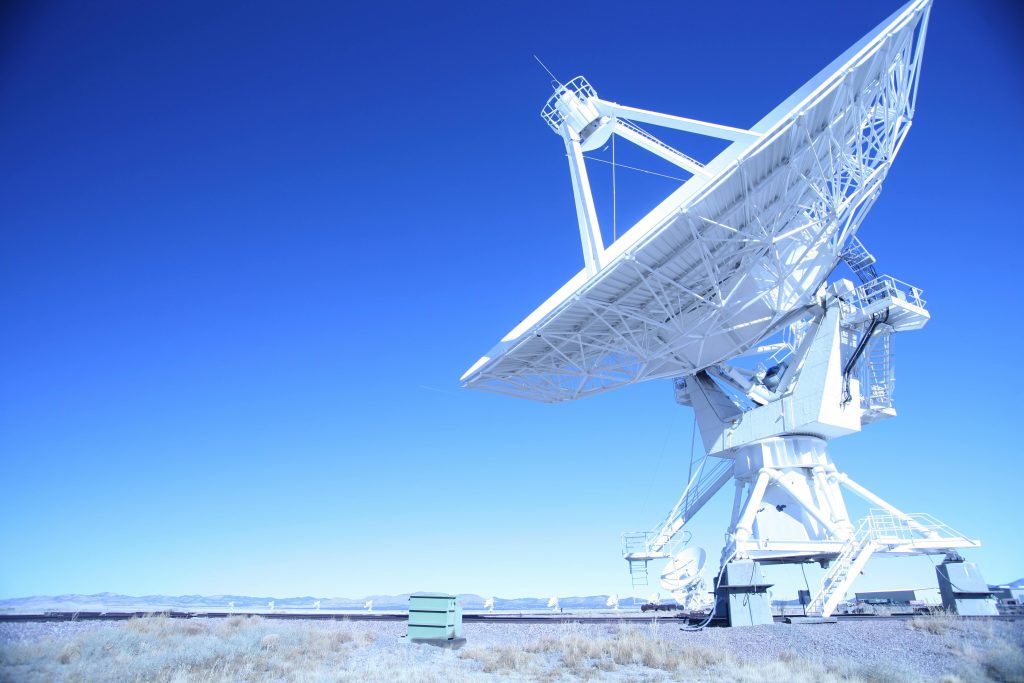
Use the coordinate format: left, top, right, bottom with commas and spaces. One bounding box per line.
715, 560, 774, 627
936, 560, 998, 616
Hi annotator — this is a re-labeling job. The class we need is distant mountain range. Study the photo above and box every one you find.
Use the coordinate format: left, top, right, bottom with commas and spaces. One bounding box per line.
4, 578, 1019, 613
0, 592, 646, 613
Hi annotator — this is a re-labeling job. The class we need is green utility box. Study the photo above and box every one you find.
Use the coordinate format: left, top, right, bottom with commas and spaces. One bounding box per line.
407, 593, 463, 641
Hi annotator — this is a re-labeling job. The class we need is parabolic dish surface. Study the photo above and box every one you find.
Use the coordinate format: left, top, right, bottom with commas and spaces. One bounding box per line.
462, 0, 931, 403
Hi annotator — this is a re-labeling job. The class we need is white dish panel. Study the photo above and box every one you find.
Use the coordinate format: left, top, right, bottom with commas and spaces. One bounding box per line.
463, 0, 931, 402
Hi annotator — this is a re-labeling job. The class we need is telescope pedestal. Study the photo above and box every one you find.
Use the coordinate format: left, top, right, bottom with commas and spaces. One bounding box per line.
727, 435, 855, 562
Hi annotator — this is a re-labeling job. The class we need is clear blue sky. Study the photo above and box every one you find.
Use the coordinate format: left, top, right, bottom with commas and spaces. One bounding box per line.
1, 0, 1022, 602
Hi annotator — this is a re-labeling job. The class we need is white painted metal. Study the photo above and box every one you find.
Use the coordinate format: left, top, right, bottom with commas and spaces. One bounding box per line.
659, 546, 708, 608
805, 511, 978, 617
463, 0, 978, 616
462, 0, 932, 401
562, 125, 605, 276
806, 517, 880, 618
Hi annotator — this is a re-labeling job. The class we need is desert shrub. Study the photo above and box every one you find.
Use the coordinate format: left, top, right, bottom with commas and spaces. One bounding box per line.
512, 623, 729, 674
906, 609, 957, 635
955, 637, 1024, 683
460, 644, 538, 673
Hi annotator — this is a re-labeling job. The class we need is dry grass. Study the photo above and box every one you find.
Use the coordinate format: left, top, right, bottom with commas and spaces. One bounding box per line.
459, 623, 902, 682
937, 624, 1024, 683
906, 609, 959, 635
2, 615, 1022, 682
0, 615, 394, 683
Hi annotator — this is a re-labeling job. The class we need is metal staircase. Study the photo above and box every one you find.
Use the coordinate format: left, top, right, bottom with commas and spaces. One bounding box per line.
640, 456, 733, 558
841, 236, 879, 284
806, 518, 879, 617
860, 332, 895, 412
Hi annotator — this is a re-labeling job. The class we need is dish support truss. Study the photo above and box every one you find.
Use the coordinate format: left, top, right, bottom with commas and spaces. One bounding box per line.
624, 279, 979, 614
462, 0, 933, 402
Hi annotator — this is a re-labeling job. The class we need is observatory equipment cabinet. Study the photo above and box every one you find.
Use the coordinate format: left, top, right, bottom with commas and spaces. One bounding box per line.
406, 593, 464, 641
462, 0, 994, 625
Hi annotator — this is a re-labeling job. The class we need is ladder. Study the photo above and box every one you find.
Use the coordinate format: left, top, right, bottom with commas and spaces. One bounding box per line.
622, 533, 653, 587
628, 560, 649, 588
806, 519, 879, 617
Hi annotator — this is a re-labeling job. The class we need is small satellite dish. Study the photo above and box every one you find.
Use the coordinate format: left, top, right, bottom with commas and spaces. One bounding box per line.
547, 596, 560, 611
483, 597, 495, 612
363, 600, 373, 612
660, 547, 707, 592
606, 594, 620, 610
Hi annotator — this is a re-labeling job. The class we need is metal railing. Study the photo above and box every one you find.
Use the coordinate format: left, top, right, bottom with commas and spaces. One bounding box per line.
541, 76, 596, 132
860, 332, 894, 410
807, 511, 972, 617
861, 510, 967, 544
615, 118, 705, 172
855, 275, 926, 308
806, 518, 875, 616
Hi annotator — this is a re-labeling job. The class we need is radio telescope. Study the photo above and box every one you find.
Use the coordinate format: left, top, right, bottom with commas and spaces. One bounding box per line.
463, 0, 994, 623
547, 596, 560, 612
606, 594, 620, 610
363, 600, 373, 613
659, 547, 707, 610
484, 596, 495, 612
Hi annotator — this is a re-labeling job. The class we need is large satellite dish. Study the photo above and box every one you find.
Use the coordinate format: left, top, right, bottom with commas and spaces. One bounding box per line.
462, 0, 988, 624
462, 0, 931, 402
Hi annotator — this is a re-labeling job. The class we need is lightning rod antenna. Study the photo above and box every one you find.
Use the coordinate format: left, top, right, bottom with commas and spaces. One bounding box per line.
533, 55, 561, 88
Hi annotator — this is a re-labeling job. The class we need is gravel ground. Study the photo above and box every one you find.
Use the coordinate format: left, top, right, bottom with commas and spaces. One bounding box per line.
1, 616, 1021, 681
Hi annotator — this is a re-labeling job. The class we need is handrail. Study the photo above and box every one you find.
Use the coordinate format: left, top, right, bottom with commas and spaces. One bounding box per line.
541, 76, 597, 132
855, 275, 926, 308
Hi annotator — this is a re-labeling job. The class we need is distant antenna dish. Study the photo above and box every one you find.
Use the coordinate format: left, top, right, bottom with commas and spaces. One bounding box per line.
661, 547, 707, 592
547, 596, 560, 611
484, 597, 495, 612
647, 592, 660, 605
363, 600, 373, 612
313, 600, 321, 611
267, 601, 275, 612
227, 601, 235, 613
606, 594, 619, 610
